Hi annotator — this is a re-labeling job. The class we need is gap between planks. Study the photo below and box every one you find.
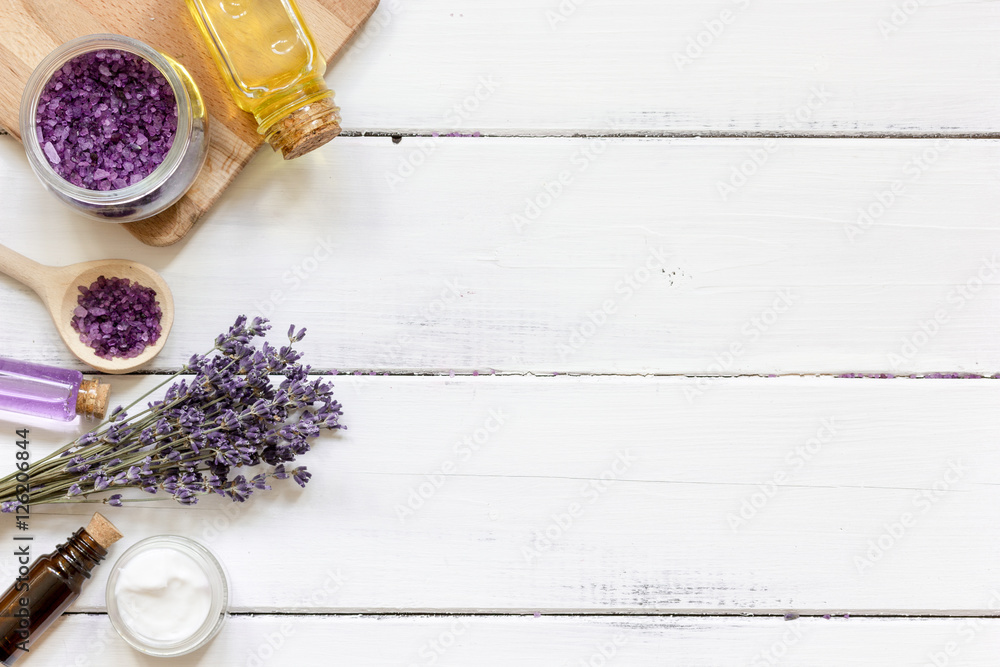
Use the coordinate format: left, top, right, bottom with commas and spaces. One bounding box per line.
348, 131, 1000, 140
55, 611, 1000, 619
7, 128, 1000, 140
88, 370, 1000, 379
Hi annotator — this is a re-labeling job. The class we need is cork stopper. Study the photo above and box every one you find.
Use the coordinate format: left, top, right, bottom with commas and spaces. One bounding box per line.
266, 96, 342, 160
85, 512, 123, 550
76, 379, 111, 420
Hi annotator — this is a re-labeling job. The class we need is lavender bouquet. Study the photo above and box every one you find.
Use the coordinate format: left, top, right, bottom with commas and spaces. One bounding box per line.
0, 316, 343, 512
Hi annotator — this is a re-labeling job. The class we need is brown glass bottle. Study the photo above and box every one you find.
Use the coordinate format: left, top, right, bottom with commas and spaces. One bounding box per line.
0, 528, 108, 665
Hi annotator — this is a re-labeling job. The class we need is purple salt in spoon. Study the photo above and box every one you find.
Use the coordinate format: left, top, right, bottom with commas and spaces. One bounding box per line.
0, 243, 173, 373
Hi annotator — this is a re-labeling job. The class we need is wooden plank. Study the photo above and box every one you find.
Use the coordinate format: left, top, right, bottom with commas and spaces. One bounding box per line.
3, 375, 999, 613
26, 614, 1000, 666
0, 136, 997, 374
329, 0, 1000, 135
5, 1, 997, 138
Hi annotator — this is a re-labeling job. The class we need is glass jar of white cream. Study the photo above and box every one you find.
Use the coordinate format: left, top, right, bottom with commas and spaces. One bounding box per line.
106, 535, 229, 657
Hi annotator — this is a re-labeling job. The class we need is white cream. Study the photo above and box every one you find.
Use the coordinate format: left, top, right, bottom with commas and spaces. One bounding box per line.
113, 547, 213, 643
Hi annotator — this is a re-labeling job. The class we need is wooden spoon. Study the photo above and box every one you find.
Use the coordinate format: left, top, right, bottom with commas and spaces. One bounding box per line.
0, 244, 174, 374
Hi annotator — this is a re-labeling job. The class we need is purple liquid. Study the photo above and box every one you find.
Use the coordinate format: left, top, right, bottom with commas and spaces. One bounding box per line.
0, 358, 81, 422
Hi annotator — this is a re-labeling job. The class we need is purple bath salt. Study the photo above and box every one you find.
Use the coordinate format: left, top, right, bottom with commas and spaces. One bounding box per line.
35, 49, 177, 191
71, 276, 162, 360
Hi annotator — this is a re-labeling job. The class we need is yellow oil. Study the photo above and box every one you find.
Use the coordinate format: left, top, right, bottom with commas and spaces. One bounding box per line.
161, 54, 205, 122
186, 0, 340, 157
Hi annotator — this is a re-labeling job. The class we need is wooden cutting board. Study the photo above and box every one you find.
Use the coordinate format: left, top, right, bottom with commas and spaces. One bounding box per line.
0, 0, 379, 246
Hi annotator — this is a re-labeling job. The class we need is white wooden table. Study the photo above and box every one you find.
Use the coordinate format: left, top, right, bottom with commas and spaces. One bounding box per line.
1, 0, 1000, 663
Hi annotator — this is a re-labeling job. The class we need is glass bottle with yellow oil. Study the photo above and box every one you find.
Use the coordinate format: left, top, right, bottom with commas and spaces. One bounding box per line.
186, 0, 341, 159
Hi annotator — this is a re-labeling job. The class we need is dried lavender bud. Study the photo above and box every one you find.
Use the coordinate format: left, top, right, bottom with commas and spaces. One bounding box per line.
71, 275, 162, 359
0, 316, 343, 512
292, 467, 312, 488
35, 49, 177, 191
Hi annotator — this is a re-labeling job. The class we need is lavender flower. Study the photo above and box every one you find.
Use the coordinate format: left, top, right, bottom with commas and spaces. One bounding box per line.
0, 317, 343, 510
292, 467, 312, 488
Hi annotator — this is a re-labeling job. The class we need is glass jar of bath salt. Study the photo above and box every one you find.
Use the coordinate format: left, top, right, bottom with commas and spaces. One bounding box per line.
19, 34, 209, 223
106, 535, 229, 657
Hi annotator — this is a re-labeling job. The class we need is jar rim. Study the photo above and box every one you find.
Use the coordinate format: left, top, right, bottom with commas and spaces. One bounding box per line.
105, 534, 230, 657
19, 33, 193, 205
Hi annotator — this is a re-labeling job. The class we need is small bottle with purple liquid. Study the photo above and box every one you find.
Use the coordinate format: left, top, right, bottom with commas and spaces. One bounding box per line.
0, 357, 110, 422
